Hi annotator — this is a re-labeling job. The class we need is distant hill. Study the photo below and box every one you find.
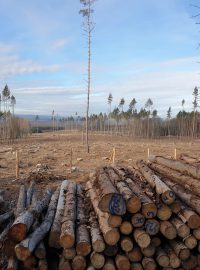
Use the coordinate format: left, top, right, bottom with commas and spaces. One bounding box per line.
17, 114, 52, 121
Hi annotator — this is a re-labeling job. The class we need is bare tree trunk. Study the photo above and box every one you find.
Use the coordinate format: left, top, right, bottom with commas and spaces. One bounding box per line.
85, 0, 91, 154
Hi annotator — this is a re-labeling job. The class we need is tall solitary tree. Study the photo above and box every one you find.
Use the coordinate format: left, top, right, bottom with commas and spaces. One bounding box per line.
167, 106, 172, 137
10, 95, 16, 115
192, 86, 198, 138
108, 93, 113, 113
79, 0, 97, 153
145, 98, 153, 138
119, 98, 125, 112
2, 84, 10, 113
129, 98, 137, 114
108, 93, 113, 132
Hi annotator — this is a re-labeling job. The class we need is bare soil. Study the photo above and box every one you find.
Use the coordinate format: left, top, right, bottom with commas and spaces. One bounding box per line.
0, 131, 200, 204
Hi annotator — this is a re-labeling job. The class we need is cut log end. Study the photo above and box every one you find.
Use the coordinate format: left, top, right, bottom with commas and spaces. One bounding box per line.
108, 215, 122, 228
104, 229, 120, 246
93, 239, 105, 253
161, 190, 176, 205
145, 219, 160, 236
127, 197, 141, 214
9, 223, 27, 242
131, 214, 145, 228
99, 193, 126, 216
72, 256, 86, 270
134, 230, 151, 248
120, 221, 133, 235
90, 252, 105, 269
142, 203, 157, 219
115, 255, 131, 270
76, 242, 91, 257
15, 245, 31, 262
188, 215, 200, 229
179, 249, 190, 261
60, 235, 75, 249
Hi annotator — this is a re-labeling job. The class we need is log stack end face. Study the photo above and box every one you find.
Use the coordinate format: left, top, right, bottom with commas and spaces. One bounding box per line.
2, 159, 200, 269
105, 193, 126, 216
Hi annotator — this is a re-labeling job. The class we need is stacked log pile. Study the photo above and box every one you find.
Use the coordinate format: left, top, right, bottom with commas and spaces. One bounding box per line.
0, 153, 200, 269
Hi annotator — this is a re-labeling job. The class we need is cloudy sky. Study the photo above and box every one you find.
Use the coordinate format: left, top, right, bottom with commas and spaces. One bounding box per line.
0, 0, 200, 117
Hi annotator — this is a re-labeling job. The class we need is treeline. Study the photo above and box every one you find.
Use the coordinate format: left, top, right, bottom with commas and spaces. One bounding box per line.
0, 85, 30, 141
45, 87, 200, 139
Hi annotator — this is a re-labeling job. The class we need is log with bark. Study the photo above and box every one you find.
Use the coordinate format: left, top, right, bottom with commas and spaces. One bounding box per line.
49, 180, 68, 248
60, 182, 76, 249
149, 162, 200, 197
86, 181, 120, 246
125, 178, 157, 219
9, 187, 53, 242
76, 185, 91, 257
157, 175, 200, 215
89, 211, 105, 253
94, 168, 126, 215
15, 185, 26, 217
179, 153, 200, 164
105, 167, 141, 214
15, 187, 60, 261
137, 160, 175, 205
150, 155, 200, 180
0, 211, 14, 225
26, 181, 35, 208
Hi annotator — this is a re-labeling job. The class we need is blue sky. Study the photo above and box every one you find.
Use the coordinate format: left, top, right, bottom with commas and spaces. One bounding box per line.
0, 0, 200, 117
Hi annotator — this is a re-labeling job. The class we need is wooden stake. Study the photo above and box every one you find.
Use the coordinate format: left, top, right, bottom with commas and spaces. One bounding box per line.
16, 150, 19, 180
112, 147, 116, 165
70, 148, 73, 173
147, 148, 150, 161
174, 148, 177, 160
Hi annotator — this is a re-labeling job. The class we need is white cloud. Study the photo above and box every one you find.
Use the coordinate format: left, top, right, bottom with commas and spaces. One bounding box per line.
52, 38, 72, 50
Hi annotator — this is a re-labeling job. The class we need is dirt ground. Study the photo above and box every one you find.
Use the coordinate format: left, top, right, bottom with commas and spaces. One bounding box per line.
0, 131, 200, 203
